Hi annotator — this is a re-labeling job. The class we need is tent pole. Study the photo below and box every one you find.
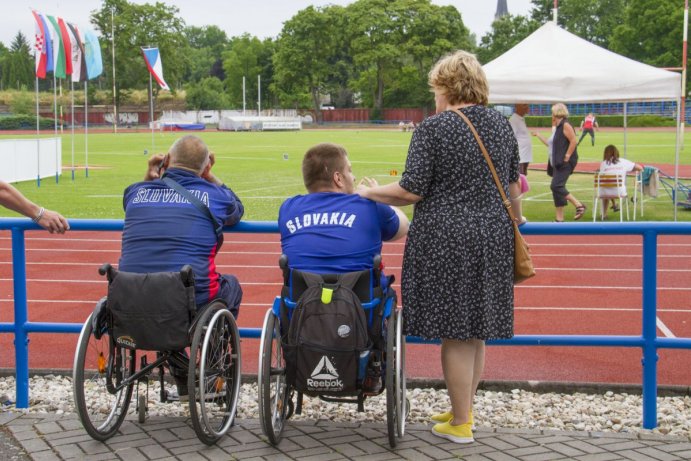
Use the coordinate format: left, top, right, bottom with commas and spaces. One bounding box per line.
623, 102, 628, 158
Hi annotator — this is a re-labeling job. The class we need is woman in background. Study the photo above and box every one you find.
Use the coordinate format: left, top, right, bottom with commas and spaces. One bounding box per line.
548, 103, 586, 222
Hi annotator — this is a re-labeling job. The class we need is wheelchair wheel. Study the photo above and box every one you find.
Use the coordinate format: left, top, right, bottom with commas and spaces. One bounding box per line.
188, 301, 241, 445
385, 307, 406, 448
258, 309, 289, 445
73, 312, 136, 441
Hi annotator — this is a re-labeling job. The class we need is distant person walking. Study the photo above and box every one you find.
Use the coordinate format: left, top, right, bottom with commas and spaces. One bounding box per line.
509, 103, 532, 175
578, 112, 598, 146
549, 103, 586, 222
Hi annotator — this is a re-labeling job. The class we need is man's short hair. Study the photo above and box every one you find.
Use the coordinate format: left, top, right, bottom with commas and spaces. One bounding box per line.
169, 135, 210, 173
302, 143, 348, 192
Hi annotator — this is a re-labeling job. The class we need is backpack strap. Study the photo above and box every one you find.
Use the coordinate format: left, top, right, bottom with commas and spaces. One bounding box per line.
162, 176, 224, 249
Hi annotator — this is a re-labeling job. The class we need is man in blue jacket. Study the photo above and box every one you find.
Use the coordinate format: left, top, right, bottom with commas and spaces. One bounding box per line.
119, 135, 244, 398
279, 142, 408, 393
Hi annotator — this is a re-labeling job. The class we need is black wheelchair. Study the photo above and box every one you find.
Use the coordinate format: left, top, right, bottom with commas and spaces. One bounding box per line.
72, 264, 242, 445
258, 256, 406, 448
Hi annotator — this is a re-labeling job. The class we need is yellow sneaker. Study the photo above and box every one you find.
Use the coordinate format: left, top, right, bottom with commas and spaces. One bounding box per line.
430, 411, 453, 423
430, 410, 474, 428
431, 421, 474, 444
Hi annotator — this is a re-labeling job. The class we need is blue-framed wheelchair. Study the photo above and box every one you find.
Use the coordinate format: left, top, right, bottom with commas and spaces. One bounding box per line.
72, 264, 242, 445
258, 256, 406, 448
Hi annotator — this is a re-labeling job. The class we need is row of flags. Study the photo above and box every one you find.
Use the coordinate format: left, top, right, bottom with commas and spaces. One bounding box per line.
31, 10, 102, 82
31, 10, 169, 91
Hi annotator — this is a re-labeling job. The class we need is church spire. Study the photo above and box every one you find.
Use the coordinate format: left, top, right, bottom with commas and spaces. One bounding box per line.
495, 0, 509, 19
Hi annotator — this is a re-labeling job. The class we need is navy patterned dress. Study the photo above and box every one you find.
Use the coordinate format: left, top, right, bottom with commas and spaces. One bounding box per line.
398, 106, 519, 340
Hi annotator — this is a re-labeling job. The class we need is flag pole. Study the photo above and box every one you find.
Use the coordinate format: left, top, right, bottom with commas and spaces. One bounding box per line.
70, 80, 75, 181
85, 81, 89, 178
258, 74, 261, 115
35, 75, 41, 188
53, 73, 59, 183
149, 72, 154, 151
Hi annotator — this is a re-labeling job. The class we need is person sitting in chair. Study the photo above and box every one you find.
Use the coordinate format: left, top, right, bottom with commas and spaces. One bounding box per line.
598, 144, 643, 219
119, 135, 244, 398
278, 142, 409, 391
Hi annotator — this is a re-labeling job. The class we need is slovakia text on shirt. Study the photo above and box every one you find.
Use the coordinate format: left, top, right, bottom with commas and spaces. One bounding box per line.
285, 212, 357, 234
131, 187, 210, 206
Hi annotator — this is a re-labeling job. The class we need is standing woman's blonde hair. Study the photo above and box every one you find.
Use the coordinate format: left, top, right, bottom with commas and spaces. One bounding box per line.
428, 50, 489, 106
551, 103, 569, 119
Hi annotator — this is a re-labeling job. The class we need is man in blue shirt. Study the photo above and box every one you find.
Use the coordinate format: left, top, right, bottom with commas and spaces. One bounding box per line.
119, 135, 244, 399
120, 135, 244, 317
279, 143, 408, 393
280, 143, 408, 272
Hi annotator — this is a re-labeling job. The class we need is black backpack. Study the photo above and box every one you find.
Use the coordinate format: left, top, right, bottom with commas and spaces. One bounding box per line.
283, 271, 371, 394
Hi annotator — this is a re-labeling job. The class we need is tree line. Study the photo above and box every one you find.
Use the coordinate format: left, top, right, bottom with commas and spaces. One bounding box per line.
0, 0, 687, 119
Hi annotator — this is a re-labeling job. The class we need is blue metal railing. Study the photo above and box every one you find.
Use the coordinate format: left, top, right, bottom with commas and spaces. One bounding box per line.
1, 218, 690, 430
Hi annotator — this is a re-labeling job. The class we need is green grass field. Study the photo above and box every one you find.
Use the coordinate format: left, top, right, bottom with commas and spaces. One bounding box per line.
2, 128, 690, 222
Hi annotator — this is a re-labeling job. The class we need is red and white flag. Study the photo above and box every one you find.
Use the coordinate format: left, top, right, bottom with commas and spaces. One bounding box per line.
141, 47, 170, 91
31, 10, 48, 78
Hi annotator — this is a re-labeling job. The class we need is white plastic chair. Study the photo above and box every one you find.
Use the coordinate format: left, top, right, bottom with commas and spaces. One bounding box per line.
593, 172, 629, 222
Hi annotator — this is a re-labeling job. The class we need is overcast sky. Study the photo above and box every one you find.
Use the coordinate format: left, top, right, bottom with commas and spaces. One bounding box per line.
9, 0, 534, 48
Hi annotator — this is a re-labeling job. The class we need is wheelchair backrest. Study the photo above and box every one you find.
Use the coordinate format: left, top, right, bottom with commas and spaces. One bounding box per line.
103, 265, 197, 351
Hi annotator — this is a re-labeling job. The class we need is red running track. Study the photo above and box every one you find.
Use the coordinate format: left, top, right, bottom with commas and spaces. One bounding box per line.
1, 231, 690, 386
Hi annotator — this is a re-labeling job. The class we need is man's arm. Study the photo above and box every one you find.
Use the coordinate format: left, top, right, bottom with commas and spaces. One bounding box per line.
0, 181, 69, 234
389, 206, 409, 241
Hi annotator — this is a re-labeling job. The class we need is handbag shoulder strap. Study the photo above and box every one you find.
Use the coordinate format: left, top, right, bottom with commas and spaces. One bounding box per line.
450, 108, 518, 224
162, 176, 224, 246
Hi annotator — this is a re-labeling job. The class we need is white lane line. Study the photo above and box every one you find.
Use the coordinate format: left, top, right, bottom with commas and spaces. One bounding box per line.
656, 317, 677, 338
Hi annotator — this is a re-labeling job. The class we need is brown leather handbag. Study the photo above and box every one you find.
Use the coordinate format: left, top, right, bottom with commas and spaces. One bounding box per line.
452, 109, 536, 284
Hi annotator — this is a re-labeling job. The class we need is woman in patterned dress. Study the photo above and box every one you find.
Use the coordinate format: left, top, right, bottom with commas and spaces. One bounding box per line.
357, 51, 521, 444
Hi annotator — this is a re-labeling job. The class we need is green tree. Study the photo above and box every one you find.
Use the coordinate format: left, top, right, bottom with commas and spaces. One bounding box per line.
273, 6, 343, 118
91, 0, 189, 106
393, 2, 473, 107
477, 14, 539, 64
2, 32, 34, 90
610, 0, 685, 68
222, 34, 268, 110
185, 25, 229, 82
346, 0, 404, 113
185, 76, 228, 109
530, 0, 628, 48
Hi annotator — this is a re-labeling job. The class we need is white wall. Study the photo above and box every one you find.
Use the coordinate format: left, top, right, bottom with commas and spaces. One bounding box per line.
0, 138, 62, 183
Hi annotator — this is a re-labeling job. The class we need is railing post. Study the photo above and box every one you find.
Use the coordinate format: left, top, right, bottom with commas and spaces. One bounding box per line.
11, 227, 29, 408
641, 230, 658, 429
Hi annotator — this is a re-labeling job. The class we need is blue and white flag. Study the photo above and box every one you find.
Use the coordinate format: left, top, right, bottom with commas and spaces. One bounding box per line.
141, 47, 170, 91
82, 29, 103, 80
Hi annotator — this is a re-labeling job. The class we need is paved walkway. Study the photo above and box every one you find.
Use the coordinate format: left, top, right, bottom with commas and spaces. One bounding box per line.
1, 412, 690, 461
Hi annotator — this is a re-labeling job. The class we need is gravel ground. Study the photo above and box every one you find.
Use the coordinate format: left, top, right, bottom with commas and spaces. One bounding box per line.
1, 375, 689, 438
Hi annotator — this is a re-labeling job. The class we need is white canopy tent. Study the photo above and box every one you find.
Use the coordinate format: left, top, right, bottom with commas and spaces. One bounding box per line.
483, 22, 684, 218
